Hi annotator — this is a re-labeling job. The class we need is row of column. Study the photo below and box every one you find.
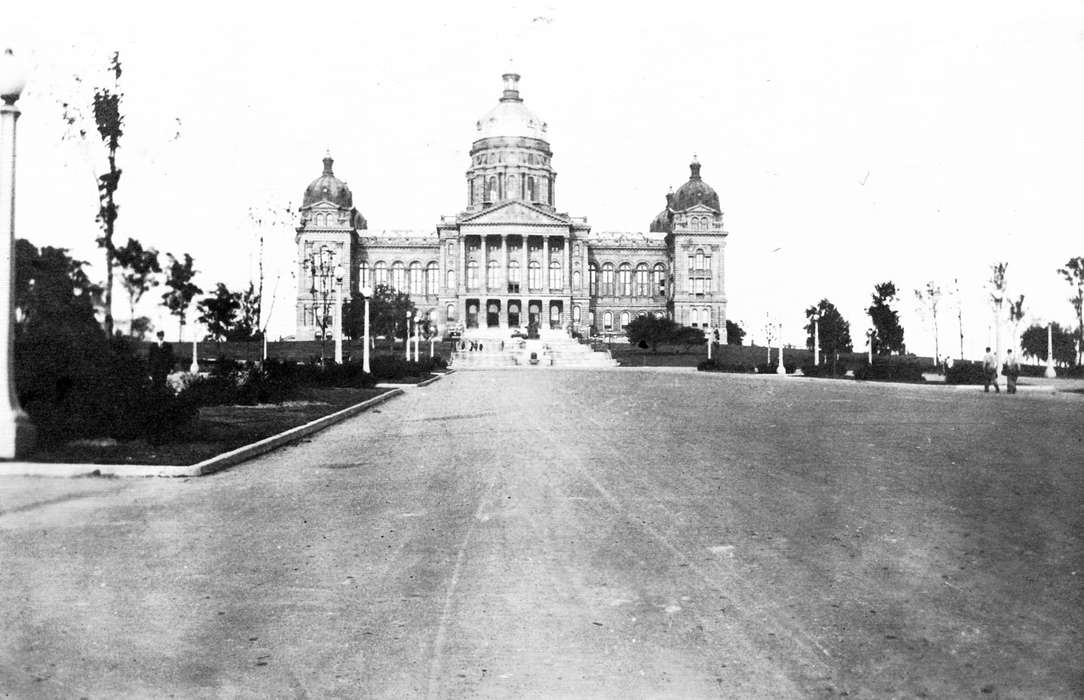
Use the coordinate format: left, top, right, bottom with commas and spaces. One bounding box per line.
456, 234, 572, 294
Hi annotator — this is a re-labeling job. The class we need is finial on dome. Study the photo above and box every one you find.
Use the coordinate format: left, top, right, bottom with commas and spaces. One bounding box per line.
322, 152, 334, 176
501, 72, 522, 102
690, 156, 701, 180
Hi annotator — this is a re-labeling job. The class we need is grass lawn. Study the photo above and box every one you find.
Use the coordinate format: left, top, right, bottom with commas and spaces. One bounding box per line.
26, 386, 390, 466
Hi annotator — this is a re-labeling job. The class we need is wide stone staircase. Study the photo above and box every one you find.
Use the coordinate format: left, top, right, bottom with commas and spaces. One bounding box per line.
449, 329, 618, 370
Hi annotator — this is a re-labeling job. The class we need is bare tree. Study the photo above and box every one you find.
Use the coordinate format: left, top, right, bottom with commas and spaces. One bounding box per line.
1057, 256, 1084, 364
988, 263, 1008, 366
953, 277, 964, 359
913, 281, 942, 365
1007, 294, 1025, 357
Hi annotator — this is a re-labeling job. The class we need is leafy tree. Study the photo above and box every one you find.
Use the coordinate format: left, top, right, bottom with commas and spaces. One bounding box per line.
114, 237, 160, 336
725, 319, 745, 345
625, 315, 679, 353
62, 52, 124, 337
161, 253, 202, 341
14, 240, 102, 340
1007, 294, 1025, 353
1020, 322, 1075, 366
1057, 256, 1084, 364
343, 284, 415, 340
234, 282, 262, 341
804, 299, 853, 358
197, 283, 241, 342
867, 281, 905, 355
913, 281, 942, 364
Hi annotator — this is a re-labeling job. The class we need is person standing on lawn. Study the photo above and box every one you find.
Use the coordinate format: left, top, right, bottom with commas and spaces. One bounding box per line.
983, 347, 1000, 393
1004, 349, 1020, 394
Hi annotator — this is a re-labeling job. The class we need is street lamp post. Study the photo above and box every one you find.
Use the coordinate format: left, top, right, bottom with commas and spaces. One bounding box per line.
1045, 323, 1056, 378
776, 322, 786, 375
811, 311, 821, 366
413, 314, 421, 362
404, 310, 411, 361
706, 326, 712, 360
360, 286, 372, 373
333, 264, 343, 364
189, 321, 199, 373
866, 328, 875, 365
0, 48, 33, 458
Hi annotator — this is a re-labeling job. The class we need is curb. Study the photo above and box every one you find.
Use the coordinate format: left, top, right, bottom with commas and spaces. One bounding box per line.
0, 389, 404, 479
696, 370, 1066, 394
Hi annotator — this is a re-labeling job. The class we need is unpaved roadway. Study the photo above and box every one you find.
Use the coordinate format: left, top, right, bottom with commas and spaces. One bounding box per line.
1, 370, 1082, 698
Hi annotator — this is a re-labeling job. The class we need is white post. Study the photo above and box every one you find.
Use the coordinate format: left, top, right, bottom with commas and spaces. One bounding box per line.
414, 317, 421, 362
429, 334, 435, 358
1045, 323, 1056, 378
0, 50, 34, 458
776, 323, 786, 375
404, 312, 411, 361
189, 333, 199, 373
262, 332, 267, 362
867, 329, 874, 365
707, 327, 712, 360
813, 317, 821, 366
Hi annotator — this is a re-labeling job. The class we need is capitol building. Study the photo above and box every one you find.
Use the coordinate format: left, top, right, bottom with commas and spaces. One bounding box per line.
295, 74, 729, 339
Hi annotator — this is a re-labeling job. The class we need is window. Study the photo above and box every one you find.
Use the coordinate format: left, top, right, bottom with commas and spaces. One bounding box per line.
527, 176, 536, 202
618, 263, 631, 296
467, 261, 479, 289
446, 303, 455, 320
426, 262, 438, 295
373, 261, 387, 286
508, 260, 520, 292
572, 305, 581, 323
620, 311, 630, 328
601, 263, 614, 296
603, 311, 613, 331
358, 262, 370, 289
392, 262, 406, 291
695, 249, 705, 270
635, 264, 649, 296
486, 177, 498, 202
446, 269, 456, 290
528, 260, 542, 289
409, 262, 423, 294
572, 270, 581, 290
589, 263, 598, 296
549, 260, 562, 289
487, 260, 499, 289
694, 277, 704, 295
654, 263, 666, 296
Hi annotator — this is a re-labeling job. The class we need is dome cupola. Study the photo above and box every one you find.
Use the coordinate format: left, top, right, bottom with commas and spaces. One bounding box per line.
475, 73, 548, 140
302, 153, 354, 209
670, 156, 720, 212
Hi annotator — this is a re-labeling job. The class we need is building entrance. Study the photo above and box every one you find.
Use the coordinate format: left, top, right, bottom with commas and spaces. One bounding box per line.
549, 300, 563, 329
486, 300, 501, 328
466, 300, 479, 329
528, 301, 541, 329
508, 301, 521, 328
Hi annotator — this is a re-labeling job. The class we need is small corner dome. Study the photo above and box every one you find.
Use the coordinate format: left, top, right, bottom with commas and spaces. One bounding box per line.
475, 73, 548, 140
302, 154, 354, 209
671, 158, 720, 212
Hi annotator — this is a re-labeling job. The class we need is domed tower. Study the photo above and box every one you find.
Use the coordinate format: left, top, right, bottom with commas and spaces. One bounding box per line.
464, 74, 557, 211
295, 153, 365, 340
664, 157, 728, 332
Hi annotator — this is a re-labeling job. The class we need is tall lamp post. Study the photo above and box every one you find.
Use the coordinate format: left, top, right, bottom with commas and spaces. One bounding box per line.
413, 314, 421, 362
811, 311, 821, 366
404, 310, 411, 361
866, 328, 875, 365
360, 286, 372, 373
333, 264, 343, 364
1045, 323, 1056, 378
0, 49, 33, 458
776, 321, 786, 375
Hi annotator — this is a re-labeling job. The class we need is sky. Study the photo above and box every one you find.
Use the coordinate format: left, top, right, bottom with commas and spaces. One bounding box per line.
2, 1, 1083, 357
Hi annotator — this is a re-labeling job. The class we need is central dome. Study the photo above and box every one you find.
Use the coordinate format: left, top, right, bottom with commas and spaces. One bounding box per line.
671, 159, 720, 212
302, 155, 353, 209
475, 73, 548, 140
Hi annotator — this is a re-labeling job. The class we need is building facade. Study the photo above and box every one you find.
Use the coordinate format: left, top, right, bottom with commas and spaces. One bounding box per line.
295, 74, 728, 339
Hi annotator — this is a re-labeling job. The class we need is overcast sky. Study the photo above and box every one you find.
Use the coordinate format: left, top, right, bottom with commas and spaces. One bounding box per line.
2, 1, 1083, 356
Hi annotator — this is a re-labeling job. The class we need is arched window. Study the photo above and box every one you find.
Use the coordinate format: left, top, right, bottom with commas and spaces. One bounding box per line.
603, 311, 613, 331
654, 263, 666, 296
620, 311, 631, 328
446, 303, 455, 321
601, 263, 614, 296
635, 263, 649, 296
572, 305, 581, 323
426, 262, 438, 295
487, 260, 499, 289
589, 262, 598, 296
527, 176, 536, 202
572, 270, 582, 290
508, 259, 520, 291
549, 260, 562, 290
486, 177, 498, 202
358, 261, 370, 289
528, 260, 542, 290
409, 262, 423, 294
446, 269, 456, 290
373, 261, 387, 286
391, 261, 406, 291
695, 249, 705, 270
618, 263, 632, 296
467, 261, 479, 289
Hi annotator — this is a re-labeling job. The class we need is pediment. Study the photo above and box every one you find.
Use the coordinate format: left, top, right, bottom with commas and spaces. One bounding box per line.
458, 200, 570, 227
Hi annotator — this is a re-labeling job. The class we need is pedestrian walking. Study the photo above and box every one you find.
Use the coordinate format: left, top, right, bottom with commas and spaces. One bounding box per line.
982, 346, 1000, 393
1004, 349, 1020, 394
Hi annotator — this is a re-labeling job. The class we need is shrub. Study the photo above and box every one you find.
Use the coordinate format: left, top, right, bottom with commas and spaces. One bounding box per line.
698, 359, 755, 373
853, 359, 926, 383
799, 363, 848, 379
945, 361, 987, 385
755, 362, 798, 374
